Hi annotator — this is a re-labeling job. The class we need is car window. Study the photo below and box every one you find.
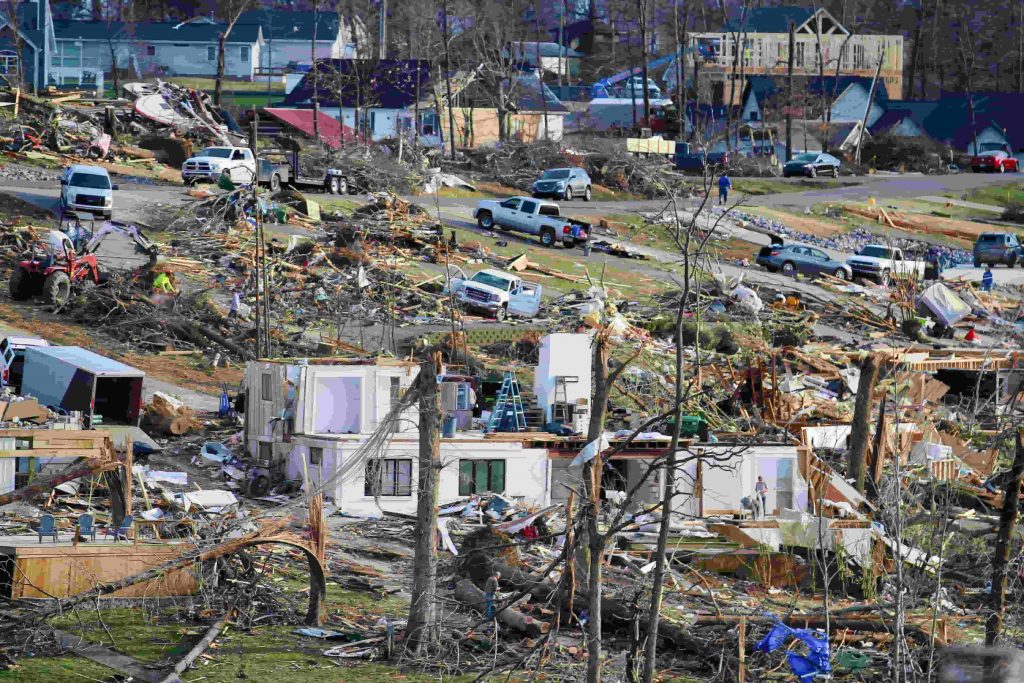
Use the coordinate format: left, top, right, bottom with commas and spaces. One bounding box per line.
790, 247, 807, 256
521, 200, 538, 213
810, 249, 827, 260
500, 199, 521, 210
0, 340, 7, 355
470, 272, 515, 290
199, 148, 233, 158
231, 150, 244, 160
541, 170, 570, 180
69, 173, 111, 189
978, 234, 999, 243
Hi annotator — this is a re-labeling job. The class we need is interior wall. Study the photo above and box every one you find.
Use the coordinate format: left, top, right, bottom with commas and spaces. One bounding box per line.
312, 376, 362, 434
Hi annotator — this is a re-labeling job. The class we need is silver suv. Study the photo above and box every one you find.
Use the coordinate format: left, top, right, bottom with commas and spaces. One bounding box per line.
531, 167, 592, 201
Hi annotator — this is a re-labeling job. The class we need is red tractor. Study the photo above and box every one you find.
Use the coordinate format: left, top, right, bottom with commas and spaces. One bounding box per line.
8, 245, 103, 306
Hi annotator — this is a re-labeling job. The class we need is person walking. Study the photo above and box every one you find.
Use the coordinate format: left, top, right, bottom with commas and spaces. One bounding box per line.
718, 173, 732, 205
982, 266, 994, 292
755, 476, 769, 517
228, 288, 241, 319
484, 570, 501, 620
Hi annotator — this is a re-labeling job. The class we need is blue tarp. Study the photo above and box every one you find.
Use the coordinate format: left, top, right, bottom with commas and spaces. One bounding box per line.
756, 619, 831, 681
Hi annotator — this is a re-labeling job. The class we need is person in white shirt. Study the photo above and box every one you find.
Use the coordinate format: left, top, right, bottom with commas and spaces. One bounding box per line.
755, 476, 769, 516
43, 230, 74, 269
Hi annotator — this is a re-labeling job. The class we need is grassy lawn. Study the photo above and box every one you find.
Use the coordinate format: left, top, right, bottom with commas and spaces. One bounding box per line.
166, 77, 285, 93
731, 177, 844, 196
960, 181, 1024, 208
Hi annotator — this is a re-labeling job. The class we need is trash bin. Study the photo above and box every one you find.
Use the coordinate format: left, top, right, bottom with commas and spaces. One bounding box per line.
442, 415, 457, 438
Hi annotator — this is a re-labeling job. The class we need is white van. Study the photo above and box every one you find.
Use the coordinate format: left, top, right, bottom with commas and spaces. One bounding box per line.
0, 336, 50, 392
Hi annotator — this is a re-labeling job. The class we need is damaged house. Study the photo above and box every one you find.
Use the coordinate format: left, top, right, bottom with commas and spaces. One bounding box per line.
243, 358, 550, 516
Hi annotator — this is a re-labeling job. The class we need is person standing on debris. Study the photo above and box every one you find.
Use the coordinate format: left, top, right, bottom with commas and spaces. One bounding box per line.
484, 569, 501, 619
718, 173, 732, 205
755, 476, 768, 516
982, 266, 995, 292
228, 289, 241, 319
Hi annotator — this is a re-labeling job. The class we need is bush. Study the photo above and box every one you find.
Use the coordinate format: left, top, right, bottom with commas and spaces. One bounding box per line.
1001, 204, 1024, 224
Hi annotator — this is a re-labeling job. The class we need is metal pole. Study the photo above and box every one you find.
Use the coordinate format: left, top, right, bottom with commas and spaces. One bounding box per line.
312, 0, 320, 142
379, 0, 387, 59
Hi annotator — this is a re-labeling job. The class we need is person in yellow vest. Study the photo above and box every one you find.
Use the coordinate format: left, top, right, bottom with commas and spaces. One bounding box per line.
153, 270, 175, 293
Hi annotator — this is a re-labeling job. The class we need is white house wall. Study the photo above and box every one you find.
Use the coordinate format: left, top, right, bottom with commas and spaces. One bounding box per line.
534, 333, 593, 430
294, 364, 418, 436
677, 445, 809, 517
288, 437, 550, 516
260, 40, 338, 70
57, 38, 261, 79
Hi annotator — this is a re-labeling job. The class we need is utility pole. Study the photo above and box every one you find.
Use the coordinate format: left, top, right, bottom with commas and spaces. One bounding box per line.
312, 0, 320, 142
406, 354, 441, 654
378, 0, 387, 59
786, 21, 794, 161
854, 47, 884, 165
987, 430, 1024, 646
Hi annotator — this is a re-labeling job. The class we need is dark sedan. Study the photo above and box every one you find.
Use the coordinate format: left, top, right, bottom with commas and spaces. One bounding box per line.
783, 152, 841, 178
757, 243, 851, 279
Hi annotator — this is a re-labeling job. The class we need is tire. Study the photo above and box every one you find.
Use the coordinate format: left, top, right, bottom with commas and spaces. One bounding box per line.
494, 305, 508, 322
833, 268, 848, 280
781, 261, 796, 276
540, 228, 556, 248
879, 269, 891, 287
783, 171, 791, 178
248, 475, 270, 498
329, 176, 348, 194
564, 186, 573, 201
42, 271, 71, 306
269, 173, 281, 192
1009, 254, 1018, 268
809, 166, 817, 178
583, 186, 592, 201
477, 211, 494, 229
831, 167, 839, 178
1000, 163, 1007, 174
8, 267, 30, 300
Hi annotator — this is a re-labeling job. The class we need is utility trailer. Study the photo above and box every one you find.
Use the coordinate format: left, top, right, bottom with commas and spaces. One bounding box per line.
20, 346, 145, 428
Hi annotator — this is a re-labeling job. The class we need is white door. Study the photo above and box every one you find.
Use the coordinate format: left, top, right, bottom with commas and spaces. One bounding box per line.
508, 281, 542, 317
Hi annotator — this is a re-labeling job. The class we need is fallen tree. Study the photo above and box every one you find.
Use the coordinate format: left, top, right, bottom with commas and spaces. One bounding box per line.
453, 578, 549, 637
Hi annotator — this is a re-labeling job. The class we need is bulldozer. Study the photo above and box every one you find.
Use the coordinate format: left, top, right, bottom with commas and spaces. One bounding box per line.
8, 219, 158, 307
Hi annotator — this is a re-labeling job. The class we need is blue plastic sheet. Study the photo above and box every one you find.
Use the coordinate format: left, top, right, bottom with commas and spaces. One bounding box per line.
756, 619, 831, 680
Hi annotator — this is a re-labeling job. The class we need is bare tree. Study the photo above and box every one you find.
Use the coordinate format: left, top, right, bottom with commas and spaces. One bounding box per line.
214, 0, 254, 108
1, 0, 25, 92
471, 0, 527, 143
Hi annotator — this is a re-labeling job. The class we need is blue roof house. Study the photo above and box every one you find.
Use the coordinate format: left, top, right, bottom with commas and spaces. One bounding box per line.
0, 1, 57, 92
54, 17, 263, 83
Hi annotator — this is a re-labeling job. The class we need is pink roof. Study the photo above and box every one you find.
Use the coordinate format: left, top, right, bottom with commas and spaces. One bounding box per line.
263, 108, 358, 150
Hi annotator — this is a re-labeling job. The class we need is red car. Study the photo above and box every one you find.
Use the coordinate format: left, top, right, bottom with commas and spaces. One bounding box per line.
971, 150, 1019, 173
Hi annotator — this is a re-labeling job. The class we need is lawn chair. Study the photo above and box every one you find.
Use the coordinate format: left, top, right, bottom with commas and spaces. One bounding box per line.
37, 514, 59, 543
77, 513, 97, 542
104, 514, 134, 542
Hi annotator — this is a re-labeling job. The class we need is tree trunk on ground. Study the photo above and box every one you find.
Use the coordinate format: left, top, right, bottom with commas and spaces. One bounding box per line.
848, 353, 880, 493
986, 430, 1024, 645
452, 579, 550, 637
406, 355, 441, 654
0, 461, 118, 507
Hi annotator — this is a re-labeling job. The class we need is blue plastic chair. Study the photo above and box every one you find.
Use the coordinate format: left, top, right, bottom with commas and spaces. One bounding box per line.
104, 514, 134, 542
37, 514, 58, 543
77, 513, 97, 542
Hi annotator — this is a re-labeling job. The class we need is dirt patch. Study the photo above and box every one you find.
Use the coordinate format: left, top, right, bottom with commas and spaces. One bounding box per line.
0, 193, 55, 224
122, 352, 242, 393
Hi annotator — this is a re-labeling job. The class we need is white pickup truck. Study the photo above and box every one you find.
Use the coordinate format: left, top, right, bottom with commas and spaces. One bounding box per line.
182, 146, 257, 185
448, 268, 542, 321
473, 196, 590, 248
846, 245, 926, 285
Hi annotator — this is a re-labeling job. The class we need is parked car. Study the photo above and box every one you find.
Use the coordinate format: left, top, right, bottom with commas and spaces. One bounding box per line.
0, 336, 50, 391
973, 232, 1024, 267
531, 168, 592, 201
846, 245, 926, 285
473, 197, 591, 248
447, 268, 542, 321
970, 150, 1019, 173
621, 76, 662, 99
182, 147, 257, 184
673, 143, 730, 173
756, 242, 851, 280
60, 165, 117, 219
783, 152, 841, 178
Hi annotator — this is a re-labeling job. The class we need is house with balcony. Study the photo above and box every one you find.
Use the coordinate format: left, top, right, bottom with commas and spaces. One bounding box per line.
0, 0, 57, 92
53, 17, 263, 85
686, 7, 903, 106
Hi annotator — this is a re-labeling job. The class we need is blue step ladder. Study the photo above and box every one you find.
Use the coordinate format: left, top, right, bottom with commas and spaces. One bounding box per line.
487, 371, 526, 433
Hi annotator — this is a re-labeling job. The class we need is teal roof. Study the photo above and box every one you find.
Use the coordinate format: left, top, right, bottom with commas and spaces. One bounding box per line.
54, 19, 261, 44
237, 10, 339, 42
722, 7, 815, 33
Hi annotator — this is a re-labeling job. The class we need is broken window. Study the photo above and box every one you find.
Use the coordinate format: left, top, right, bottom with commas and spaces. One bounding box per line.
459, 459, 506, 496
261, 372, 273, 401
365, 458, 413, 496
389, 376, 402, 405
309, 447, 323, 465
